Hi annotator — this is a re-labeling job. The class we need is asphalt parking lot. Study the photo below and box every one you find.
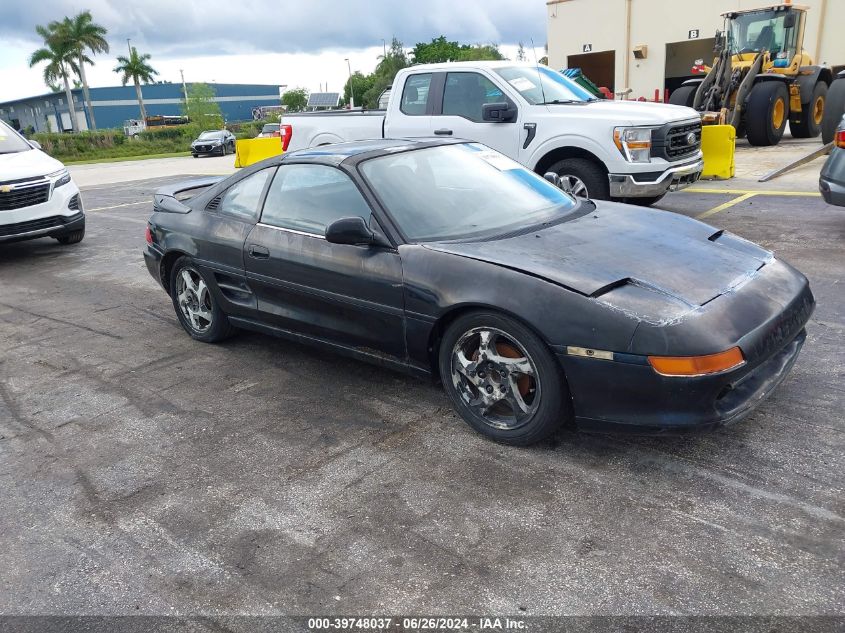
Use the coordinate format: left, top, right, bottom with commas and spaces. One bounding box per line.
0, 164, 843, 618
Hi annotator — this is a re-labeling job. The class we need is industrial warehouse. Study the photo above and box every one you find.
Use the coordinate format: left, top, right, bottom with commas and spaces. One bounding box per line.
547, 0, 843, 100
0, 82, 282, 132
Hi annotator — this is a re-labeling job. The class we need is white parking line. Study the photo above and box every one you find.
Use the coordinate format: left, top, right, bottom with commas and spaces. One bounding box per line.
87, 201, 150, 212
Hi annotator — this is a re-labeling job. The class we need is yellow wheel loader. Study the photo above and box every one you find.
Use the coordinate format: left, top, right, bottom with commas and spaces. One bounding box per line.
670, 3, 833, 146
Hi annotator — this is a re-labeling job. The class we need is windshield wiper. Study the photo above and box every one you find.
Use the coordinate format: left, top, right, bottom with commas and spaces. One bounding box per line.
538, 99, 597, 105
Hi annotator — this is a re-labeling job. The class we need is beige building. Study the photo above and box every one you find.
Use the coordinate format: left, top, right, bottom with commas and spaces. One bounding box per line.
546, 0, 845, 100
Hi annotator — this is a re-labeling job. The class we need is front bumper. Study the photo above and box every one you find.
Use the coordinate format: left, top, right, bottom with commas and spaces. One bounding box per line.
556, 277, 814, 433
819, 175, 845, 207
609, 158, 704, 198
0, 211, 85, 244
192, 144, 223, 154
0, 179, 84, 243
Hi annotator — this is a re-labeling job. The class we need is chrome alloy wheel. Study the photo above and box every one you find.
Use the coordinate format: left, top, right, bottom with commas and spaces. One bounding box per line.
559, 174, 589, 198
176, 268, 213, 333
450, 327, 541, 430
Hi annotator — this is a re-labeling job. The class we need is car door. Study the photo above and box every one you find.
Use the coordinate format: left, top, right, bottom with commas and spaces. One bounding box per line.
243, 163, 406, 361
428, 71, 521, 158
191, 167, 275, 317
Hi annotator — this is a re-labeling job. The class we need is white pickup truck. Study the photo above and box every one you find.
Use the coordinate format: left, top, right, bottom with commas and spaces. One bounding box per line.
283, 61, 704, 205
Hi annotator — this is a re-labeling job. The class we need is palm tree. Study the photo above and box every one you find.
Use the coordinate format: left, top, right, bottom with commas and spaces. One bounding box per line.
114, 47, 158, 121
29, 25, 81, 132
52, 11, 109, 130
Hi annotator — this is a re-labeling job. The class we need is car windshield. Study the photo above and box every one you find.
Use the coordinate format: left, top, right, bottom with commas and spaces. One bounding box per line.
494, 66, 596, 105
360, 143, 579, 242
0, 121, 34, 154
198, 131, 224, 140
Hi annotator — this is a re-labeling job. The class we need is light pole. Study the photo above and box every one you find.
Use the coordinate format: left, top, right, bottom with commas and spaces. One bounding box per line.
381, 39, 387, 58
180, 69, 188, 104
344, 58, 354, 109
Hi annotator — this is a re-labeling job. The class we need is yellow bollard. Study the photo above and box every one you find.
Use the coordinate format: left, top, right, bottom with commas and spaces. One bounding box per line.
700, 124, 736, 180
234, 137, 283, 168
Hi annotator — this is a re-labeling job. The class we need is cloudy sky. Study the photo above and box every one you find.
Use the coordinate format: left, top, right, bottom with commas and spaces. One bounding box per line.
0, 0, 547, 102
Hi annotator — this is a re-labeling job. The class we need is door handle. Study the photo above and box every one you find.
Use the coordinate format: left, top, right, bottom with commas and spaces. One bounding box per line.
434, 128, 453, 136
248, 244, 269, 259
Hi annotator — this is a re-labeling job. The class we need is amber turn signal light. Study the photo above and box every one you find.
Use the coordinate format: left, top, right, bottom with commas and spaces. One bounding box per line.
648, 347, 745, 377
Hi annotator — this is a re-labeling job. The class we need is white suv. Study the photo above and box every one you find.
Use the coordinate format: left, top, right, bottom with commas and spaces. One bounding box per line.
0, 120, 84, 245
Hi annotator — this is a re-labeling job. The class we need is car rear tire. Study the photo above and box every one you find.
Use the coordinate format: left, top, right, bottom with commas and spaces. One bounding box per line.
822, 78, 845, 145
669, 85, 698, 108
548, 157, 609, 201
55, 228, 84, 245
745, 82, 789, 146
169, 256, 235, 343
790, 81, 827, 139
438, 311, 570, 446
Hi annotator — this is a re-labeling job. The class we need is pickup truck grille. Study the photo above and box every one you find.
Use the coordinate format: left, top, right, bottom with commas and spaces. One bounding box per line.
651, 121, 701, 161
0, 180, 50, 211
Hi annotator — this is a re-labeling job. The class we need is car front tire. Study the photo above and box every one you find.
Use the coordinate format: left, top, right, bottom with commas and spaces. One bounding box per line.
55, 228, 85, 245
169, 256, 234, 343
438, 311, 571, 446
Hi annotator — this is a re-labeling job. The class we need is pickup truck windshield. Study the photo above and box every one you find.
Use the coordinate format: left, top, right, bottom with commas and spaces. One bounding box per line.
0, 121, 34, 154
494, 66, 596, 105
361, 143, 578, 242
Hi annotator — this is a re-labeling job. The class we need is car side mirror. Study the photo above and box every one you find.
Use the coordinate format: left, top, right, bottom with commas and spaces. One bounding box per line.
482, 102, 516, 123
543, 172, 562, 188
28, 140, 42, 150
325, 216, 379, 246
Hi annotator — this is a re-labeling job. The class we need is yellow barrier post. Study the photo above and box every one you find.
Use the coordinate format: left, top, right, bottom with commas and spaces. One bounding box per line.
234, 137, 283, 168
700, 124, 736, 180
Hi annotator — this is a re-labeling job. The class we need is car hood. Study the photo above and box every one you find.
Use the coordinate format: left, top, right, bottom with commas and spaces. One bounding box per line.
193, 138, 222, 144
566, 100, 700, 126
423, 202, 773, 309
0, 148, 64, 180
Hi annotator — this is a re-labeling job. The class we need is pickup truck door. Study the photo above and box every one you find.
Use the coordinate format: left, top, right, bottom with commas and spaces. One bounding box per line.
383, 72, 434, 138
425, 71, 521, 158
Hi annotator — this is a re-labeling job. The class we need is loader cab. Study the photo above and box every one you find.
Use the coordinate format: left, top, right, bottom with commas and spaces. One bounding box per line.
723, 5, 807, 71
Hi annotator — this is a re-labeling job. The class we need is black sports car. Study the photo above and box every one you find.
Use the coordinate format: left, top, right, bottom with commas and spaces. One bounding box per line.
190, 130, 236, 157
143, 138, 813, 445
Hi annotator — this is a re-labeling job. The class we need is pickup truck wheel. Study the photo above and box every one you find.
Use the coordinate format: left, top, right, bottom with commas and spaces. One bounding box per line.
822, 79, 845, 144
548, 158, 609, 200
623, 193, 666, 207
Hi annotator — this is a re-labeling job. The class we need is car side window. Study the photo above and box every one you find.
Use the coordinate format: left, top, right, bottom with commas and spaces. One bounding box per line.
261, 165, 371, 236
401, 73, 432, 116
218, 169, 273, 221
442, 72, 504, 122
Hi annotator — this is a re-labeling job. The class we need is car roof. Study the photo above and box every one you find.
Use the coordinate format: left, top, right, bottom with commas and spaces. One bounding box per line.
403, 60, 533, 72
281, 137, 463, 166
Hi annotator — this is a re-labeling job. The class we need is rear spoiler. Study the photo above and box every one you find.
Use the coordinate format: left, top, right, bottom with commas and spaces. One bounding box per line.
153, 176, 225, 213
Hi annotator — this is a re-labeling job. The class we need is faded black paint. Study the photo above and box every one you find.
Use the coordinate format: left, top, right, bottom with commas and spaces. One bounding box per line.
143, 139, 814, 432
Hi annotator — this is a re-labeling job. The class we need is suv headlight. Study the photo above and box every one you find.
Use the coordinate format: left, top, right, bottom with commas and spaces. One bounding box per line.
48, 168, 71, 188
613, 127, 653, 163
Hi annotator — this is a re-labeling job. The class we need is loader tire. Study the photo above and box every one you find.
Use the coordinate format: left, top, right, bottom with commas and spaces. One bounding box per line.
669, 85, 698, 108
822, 78, 845, 145
745, 82, 789, 146
790, 81, 827, 138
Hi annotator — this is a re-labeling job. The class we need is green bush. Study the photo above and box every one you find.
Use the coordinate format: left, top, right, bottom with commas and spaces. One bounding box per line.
32, 128, 192, 162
